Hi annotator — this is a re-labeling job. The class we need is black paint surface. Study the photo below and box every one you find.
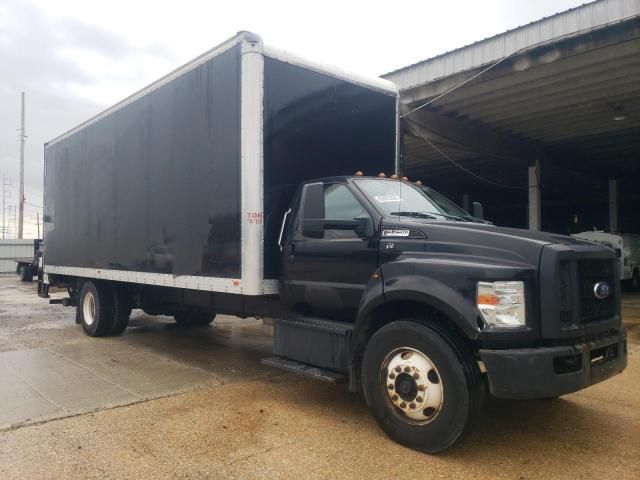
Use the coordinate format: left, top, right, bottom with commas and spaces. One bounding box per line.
44, 46, 242, 277
262, 57, 397, 278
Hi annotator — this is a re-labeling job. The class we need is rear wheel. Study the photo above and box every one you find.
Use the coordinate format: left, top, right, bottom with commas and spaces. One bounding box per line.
362, 320, 483, 453
110, 284, 131, 335
173, 311, 215, 327
78, 281, 116, 337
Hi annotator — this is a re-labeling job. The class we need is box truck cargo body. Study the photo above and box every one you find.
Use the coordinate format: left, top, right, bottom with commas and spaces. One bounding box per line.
43, 32, 398, 295
40, 32, 626, 453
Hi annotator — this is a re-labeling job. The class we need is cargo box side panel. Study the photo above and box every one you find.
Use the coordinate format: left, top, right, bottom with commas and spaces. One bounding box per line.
44, 45, 241, 279
262, 57, 397, 279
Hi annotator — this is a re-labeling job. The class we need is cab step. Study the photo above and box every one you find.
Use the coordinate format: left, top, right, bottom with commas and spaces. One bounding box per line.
261, 356, 346, 384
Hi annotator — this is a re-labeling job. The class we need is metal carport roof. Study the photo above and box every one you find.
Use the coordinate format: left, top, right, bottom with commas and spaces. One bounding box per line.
382, 0, 640, 193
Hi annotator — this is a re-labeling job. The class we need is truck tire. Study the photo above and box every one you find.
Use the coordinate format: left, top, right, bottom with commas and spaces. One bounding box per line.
362, 320, 483, 453
78, 281, 116, 337
20, 265, 33, 282
111, 285, 131, 335
173, 311, 215, 327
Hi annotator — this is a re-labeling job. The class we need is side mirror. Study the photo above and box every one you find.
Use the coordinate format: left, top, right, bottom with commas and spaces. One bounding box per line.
301, 182, 325, 238
356, 216, 374, 238
302, 219, 325, 238
473, 201, 485, 220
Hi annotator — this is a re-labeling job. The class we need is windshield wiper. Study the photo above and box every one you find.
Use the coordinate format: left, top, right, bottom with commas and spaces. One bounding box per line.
393, 211, 468, 222
393, 211, 438, 220
429, 212, 469, 222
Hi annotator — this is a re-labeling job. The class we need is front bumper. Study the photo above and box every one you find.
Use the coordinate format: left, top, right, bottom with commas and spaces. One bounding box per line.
479, 330, 627, 399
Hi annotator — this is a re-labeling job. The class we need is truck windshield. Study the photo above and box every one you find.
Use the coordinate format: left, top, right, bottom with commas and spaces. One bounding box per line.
354, 178, 467, 221
420, 186, 472, 219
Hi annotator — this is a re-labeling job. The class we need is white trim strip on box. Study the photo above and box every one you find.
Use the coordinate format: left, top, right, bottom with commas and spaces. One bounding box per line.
240, 36, 266, 296
262, 45, 398, 96
45, 265, 279, 295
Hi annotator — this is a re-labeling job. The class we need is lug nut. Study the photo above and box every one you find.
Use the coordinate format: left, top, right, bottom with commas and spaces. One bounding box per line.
389, 373, 395, 379
395, 366, 401, 373
413, 373, 419, 380
404, 366, 410, 373
409, 403, 416, 409
392, 394, 398, 401
400, 402, 407, 409
387, 384, 394, 390
416, 396, 423, 402
418, 385, 425, 392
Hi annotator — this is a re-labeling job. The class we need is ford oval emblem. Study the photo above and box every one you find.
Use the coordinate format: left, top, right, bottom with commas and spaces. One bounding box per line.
593, 282, 611, 300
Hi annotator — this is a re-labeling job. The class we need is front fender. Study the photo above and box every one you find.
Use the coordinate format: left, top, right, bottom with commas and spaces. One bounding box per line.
355, 270, 479, 345
353, 255, 535, 354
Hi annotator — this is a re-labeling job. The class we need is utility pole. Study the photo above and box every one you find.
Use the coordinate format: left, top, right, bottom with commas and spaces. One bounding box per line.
18, 92, 26, 239
36, 211, 40, 238
8, 205, 17, 239
1, 176, 11, 239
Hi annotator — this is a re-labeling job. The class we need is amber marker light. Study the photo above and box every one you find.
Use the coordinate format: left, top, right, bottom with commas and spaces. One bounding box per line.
477, 294, 499, 306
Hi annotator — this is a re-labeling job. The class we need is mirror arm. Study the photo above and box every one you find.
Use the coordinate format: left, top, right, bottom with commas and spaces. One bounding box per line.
278, 208, 292, 251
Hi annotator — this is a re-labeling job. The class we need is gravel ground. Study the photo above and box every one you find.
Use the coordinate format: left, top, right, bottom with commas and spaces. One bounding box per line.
0, 274, 639, 479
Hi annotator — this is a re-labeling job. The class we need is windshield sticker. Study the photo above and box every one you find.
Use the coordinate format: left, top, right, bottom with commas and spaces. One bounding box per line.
374, 194, 402, 203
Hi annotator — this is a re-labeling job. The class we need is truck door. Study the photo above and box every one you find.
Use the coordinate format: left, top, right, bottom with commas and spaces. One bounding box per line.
281, 182, 378, 321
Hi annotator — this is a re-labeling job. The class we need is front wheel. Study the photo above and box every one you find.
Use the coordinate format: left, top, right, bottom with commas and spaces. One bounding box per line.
362, 320, 483, 453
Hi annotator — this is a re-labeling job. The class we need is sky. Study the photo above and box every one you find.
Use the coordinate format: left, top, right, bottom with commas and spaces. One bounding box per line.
0, 0, 589, 238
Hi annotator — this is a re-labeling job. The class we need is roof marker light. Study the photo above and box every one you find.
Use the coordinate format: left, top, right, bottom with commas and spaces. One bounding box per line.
354, 171, 364, 176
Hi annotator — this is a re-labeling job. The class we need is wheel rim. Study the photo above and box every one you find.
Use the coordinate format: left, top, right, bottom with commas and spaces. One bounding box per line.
83, 291, 96, 326
381, 347, 444, 424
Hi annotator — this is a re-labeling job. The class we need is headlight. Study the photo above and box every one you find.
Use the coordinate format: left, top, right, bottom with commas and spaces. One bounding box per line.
477, 281, 526, 328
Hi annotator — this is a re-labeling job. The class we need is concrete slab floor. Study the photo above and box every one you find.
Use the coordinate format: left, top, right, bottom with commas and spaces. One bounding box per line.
0, 274, 639, 479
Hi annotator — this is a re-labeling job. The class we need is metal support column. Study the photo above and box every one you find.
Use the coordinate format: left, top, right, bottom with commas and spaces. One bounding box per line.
609, 179, 618, 233
462, 194, 470, 213
528, 159, 541, 231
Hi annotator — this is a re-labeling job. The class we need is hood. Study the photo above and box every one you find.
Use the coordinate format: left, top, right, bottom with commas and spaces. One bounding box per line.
381, 217, 595, 268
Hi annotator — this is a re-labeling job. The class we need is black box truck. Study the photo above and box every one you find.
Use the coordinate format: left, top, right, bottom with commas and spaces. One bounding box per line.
40, 31, 627, 453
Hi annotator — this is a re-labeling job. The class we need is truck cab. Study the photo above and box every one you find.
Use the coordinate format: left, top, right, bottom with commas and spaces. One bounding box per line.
271, 174, 627, 452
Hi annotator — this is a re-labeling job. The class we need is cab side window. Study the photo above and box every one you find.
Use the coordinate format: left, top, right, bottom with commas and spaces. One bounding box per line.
323, 184, 370, 239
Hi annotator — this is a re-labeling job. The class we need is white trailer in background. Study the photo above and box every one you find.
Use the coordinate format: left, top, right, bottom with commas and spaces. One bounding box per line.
572, 231, 640, 290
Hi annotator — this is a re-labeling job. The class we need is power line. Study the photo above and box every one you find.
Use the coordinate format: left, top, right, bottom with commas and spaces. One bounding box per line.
400, 55, 512, 118
409, 126, 528, 190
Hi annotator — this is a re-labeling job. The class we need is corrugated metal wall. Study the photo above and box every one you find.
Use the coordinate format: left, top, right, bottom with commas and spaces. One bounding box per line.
0, 240, 34, 273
